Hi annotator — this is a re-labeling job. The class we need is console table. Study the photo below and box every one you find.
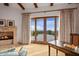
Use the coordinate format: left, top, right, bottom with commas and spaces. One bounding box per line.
48, 40, 79, 56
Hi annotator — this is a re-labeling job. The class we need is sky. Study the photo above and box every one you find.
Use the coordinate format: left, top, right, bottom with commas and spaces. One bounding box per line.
31, 18, 59, 31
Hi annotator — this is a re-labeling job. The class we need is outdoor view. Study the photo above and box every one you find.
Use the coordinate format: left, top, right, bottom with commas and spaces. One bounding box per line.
31, 17, 59, 42
46, 18, 55, 42
31, 19, 35, 41
36, 18, 44, 41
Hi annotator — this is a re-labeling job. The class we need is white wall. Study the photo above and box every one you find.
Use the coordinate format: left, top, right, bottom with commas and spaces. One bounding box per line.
0, 5, 22, 42
30, 11, 60, 18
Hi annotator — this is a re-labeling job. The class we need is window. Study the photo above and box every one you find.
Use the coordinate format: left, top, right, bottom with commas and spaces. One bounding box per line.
31, 16, 59, 43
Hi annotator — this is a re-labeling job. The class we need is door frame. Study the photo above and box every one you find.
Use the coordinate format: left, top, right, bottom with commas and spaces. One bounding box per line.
31, 16, 59, 44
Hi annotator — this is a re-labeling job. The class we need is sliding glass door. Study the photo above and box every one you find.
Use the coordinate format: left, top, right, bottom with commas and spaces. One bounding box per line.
31, 19, 35, 42
36, 18, 44, 41
46, 18, 55, 42
31, 16, 59, 43
56, 17, 59, 40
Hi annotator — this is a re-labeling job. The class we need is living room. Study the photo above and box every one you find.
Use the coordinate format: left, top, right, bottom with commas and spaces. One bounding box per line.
0, 3, 79, 56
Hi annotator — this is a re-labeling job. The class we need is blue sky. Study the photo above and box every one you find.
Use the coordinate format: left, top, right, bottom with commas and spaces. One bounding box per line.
31, 18, 59, 31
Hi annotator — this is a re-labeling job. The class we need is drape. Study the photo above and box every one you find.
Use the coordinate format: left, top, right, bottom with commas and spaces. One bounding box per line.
60, 9, 75, 43
21, 13, 30, 44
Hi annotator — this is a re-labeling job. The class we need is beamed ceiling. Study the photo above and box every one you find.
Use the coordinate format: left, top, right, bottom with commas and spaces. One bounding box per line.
2, 3, 68, 10
1, 3, 77, 11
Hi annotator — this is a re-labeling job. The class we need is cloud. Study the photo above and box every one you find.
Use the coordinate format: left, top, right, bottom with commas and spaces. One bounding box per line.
37, 25, 43, 30
30, 25, 35, 31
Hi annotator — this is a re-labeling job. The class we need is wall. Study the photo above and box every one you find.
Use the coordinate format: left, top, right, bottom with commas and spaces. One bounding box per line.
0, 4, 22, 42
30, 11, 60, 18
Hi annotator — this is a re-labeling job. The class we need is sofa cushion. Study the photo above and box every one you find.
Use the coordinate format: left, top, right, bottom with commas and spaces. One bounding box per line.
0, 48, 15, 53
0, 51, 18, 56
0, 48, 19, 56
18, 47, 27, 56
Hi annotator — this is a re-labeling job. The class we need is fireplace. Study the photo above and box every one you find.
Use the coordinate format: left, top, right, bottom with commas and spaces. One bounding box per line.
0, 32, 13, 40
0, 27, 16, 45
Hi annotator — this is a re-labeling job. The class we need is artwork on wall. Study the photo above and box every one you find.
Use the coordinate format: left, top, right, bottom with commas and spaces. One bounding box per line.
0, 19, 15, 27
7, 20, 15, 27
0, 19, 6, 26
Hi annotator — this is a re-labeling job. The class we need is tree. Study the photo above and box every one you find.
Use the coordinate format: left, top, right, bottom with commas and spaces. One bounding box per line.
47, 30, 52, 35
32, 31, 35, 36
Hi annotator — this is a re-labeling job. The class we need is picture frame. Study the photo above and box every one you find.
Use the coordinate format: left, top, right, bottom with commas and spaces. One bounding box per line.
7, 20, 15, 27
0, 19, 6, 26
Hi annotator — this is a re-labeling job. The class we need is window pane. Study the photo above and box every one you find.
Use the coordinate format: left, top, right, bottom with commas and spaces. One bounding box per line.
56, 17, 59, 40
31, 19, 35, 41
36, 18, 44, 41
46, 18, 55, 42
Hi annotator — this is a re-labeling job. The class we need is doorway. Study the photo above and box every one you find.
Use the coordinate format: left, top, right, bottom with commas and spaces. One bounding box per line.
31, 16, 59, 44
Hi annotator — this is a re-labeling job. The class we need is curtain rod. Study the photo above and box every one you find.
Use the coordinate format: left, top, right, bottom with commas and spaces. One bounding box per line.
25, 8, 77, 14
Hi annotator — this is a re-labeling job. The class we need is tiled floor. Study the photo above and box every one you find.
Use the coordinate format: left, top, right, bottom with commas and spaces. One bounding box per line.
0, 43, 65, 56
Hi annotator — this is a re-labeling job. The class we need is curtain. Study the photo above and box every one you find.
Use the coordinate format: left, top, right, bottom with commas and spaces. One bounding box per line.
21, 13, 30, 44
60, 9, 75, 43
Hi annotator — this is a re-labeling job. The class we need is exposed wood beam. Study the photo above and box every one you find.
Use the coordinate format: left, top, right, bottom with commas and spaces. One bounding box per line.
17, 3, 25, 10
4, 3, 9, 6
34, 3, 38, 8
50, 3, 53, 6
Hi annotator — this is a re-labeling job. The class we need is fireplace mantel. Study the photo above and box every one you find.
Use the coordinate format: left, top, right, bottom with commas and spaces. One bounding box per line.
0, 26, 16, 45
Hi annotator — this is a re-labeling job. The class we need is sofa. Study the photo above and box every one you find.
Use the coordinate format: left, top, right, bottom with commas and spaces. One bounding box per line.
0, 47, 27, 56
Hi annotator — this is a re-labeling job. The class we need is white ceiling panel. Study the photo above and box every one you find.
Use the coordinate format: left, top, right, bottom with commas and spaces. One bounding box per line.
37, 3, 50, 7
9, 3, 21, 9
22, 3, 34, 9
22, 3, 68, 9
54, 3, 68, 6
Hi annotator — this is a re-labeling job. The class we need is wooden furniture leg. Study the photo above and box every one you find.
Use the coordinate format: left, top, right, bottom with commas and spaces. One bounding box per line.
48, 45, 50, 56
56, 49, 58, 56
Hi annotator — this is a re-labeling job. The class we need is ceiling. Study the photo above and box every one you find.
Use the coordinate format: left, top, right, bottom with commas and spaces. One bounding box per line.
0, 3, 71, 10
20, 3, 68, 9
22, 3, 51, 8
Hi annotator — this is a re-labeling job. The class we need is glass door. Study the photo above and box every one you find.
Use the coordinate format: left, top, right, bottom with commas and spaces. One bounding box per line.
36, 18, 44, 42
56, 17, 59, 40
31, 19, 35, 42
46, 18, 55, 42
31, 16, 59, 43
